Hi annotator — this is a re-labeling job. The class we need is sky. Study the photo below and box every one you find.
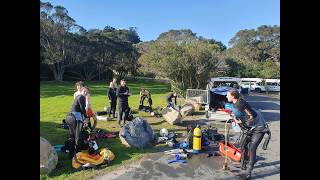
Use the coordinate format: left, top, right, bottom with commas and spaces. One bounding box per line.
46, 0, 279, 47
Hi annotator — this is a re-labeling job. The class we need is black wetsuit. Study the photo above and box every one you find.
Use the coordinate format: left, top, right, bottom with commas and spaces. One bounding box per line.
67, 94, 88, 155
116, 85, 130, 125
232, 98, 267, 177
166, 92, 177, 107
108, 87, 117, 118
70, 95, 87, 117
140, 91, 152, 108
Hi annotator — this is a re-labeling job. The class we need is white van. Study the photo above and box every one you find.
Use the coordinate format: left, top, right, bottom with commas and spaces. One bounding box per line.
240, 78, 266, 93
265, 79, 280, 92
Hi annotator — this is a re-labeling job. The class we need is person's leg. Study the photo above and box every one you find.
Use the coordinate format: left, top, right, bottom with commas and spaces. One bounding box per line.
118, 105, 124, 126
112, 101, 116, 118
66, 115, 76, 139
240, 133, 251, 170
108, 101, 113, 117
246, 132, 265, 178
141, 96, 146, 107
148, 98, 153, 110
123, 104, 129, 124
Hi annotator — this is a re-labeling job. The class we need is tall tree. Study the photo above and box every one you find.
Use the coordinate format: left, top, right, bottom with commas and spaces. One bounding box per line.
40, 2, 84, 81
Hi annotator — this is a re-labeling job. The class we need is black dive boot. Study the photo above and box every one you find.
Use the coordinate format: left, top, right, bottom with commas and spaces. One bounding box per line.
245, 165, 253, 179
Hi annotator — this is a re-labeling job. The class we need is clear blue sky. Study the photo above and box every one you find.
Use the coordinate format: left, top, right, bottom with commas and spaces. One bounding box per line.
46, 0, 279, 47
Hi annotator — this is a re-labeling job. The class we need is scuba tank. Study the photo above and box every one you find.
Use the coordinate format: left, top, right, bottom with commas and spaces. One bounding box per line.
193, 125, 201, 154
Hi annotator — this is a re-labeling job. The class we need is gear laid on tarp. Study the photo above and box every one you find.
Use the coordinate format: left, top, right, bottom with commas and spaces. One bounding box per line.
72, 147, 115, 169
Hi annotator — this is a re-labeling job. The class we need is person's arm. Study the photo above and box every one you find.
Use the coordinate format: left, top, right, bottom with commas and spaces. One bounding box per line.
174, 96, 177, 105
166, 92, 172, 103
85, 96, 89, 110
116, 87, 125, 97
244, 108, 255, 124
108, 88, 112, 101
126, 87, 131, 96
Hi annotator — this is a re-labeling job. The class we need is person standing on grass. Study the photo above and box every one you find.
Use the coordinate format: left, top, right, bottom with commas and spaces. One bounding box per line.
82, 87, 97, 130
116, 79, 131, 126
166, 91, 177, 108
73, 81, 84, 99
68, 87, 88, 155
108, 82, 117, 118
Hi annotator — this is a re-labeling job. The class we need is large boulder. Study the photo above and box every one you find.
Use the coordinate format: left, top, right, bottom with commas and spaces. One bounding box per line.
180, 104, 195, 117
40, 137, 58, 174
162, 107, 182, 125
119, 117, 154, 149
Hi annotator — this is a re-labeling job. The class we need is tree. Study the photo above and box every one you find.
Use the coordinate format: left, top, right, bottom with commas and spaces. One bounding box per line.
226, 25, 280, 78
40, 2, 84, 81
261, 59, 280, 79
138, 29, 226, 92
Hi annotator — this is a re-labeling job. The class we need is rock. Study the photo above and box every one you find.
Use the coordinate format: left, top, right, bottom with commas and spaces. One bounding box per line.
40, 137, 58, 174
185, 99, 202, 111
180, 104, 195, 117
162, 107, 182, 125
189, 96, 204, 103
119, 117, 154, 149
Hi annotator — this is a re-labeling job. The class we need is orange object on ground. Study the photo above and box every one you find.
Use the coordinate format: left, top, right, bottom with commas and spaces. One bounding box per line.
218, 141, 241, 162
216, 108, 232, 115
87, 107, 95, 118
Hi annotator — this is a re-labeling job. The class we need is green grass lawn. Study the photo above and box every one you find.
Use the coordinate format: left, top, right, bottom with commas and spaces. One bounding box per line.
40, 79, 187, 180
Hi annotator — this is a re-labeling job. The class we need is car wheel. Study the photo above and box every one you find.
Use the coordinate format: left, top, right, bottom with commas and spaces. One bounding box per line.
255, 88, 261, 93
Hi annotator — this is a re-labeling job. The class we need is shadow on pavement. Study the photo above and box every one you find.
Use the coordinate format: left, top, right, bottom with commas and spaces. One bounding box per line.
255, 160, 280, 168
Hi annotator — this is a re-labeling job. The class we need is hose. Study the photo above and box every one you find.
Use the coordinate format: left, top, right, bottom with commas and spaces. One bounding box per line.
223, 118, 232, 170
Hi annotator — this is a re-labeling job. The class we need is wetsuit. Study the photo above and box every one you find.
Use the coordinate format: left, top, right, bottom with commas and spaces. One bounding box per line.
67, 94, 88, 155
166, 92, 177, 108
231, 98, 268, 178
116, 85, 130, 125
108, 87, 117, 118
140, 90, 152, 108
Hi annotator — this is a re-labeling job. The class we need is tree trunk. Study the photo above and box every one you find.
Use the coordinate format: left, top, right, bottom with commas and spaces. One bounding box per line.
49, 63, 64, 82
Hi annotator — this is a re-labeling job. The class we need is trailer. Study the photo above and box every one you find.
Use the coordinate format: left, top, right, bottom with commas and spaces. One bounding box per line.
186, 77, 241, 121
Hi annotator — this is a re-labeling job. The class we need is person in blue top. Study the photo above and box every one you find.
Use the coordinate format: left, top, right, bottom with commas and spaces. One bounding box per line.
226, 88, 268, 179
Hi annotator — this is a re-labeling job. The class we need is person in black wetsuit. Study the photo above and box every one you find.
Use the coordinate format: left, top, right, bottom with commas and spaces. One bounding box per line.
166, 91, 177, 108
226, 88, 269, 179
139, 88, 153, 110
116, 79, 131, 126
67, 88, 88, 156
108, 82, 117, 118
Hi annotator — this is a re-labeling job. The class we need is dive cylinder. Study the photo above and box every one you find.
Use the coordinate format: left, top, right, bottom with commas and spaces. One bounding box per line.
193, 125, 201, 154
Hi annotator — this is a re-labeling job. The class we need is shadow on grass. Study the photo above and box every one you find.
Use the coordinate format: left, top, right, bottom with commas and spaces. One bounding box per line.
149, 120, 166, 126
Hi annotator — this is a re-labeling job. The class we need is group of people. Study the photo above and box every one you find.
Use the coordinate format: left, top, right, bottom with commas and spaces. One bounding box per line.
71, 81, 97, 130
102, 78, 132, 126
69, 80, 267, 179
70, 78, 180, 128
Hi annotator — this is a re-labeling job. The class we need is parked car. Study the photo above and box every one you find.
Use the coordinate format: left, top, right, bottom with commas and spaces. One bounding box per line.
240, 78, 266, 93
265, 79, 280, 92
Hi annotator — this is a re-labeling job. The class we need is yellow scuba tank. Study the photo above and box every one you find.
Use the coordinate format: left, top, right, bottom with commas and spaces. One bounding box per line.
193, 125, 201, 154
